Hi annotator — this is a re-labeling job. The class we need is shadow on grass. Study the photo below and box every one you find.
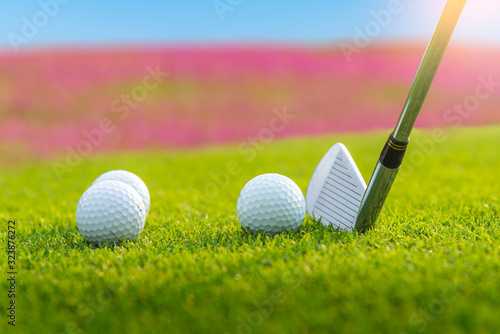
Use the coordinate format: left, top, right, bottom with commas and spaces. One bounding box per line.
237, 218, 358, 246
65, 217, 359, 252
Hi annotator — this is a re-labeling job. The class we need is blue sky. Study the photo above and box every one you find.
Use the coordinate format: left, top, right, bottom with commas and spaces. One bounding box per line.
0, 0, 498, 52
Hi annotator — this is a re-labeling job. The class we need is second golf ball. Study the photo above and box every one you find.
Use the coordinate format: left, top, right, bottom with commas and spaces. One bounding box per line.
93, 170, 150, 214
237, 173, 306, 235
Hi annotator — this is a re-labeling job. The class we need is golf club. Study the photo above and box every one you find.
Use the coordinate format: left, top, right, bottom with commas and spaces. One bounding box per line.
306, 0, 467, 232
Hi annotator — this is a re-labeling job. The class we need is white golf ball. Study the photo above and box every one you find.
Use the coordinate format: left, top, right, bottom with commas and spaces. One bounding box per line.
237, 173, 306, 235
93, 170, 150, 214
76, 180, 146, 244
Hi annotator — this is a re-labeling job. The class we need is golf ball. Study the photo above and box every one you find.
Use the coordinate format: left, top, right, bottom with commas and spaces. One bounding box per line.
237, 173, 306, 235
93, 170, 150, 214
76, 180, 146, 244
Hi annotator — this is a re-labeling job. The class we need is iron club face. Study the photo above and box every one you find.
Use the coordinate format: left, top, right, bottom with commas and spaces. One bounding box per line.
306, 143, 366, 231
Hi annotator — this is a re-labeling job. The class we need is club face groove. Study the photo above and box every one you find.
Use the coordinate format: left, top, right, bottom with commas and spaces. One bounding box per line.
306, 143, 366, 231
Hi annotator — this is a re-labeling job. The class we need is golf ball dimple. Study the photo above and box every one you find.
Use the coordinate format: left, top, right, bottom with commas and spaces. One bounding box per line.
76, 180, 146, 244
237, 173, 306, 235
93, 170, 150, 214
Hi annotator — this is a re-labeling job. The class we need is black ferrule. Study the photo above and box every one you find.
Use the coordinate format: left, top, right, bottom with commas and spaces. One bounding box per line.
379, 133, 409, 169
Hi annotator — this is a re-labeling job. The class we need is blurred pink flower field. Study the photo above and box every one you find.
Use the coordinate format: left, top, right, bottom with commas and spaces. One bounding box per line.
0, 45, 498, 162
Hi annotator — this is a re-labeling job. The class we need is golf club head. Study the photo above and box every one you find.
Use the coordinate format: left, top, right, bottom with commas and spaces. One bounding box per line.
306, 143, 367, 231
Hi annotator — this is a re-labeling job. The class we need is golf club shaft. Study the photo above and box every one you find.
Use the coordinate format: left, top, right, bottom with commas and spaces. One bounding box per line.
355, 0, 467, 232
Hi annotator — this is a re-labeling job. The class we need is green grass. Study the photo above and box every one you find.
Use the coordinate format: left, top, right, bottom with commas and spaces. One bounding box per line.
1, 126, 499, 334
